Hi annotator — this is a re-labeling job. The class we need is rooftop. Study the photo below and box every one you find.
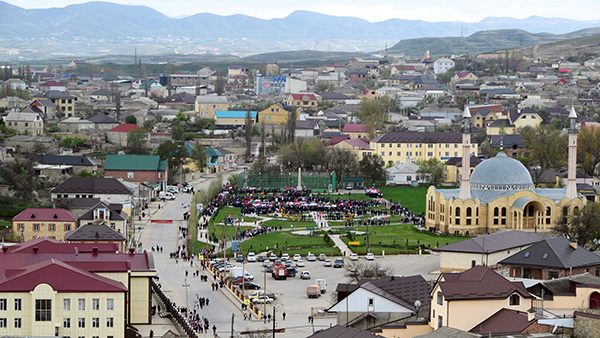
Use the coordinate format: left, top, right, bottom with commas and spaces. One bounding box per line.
499, 238, 600, 269
433, 231, 548, 254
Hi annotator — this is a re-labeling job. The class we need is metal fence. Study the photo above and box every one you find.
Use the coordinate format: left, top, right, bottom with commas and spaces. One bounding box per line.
238, 171, 333, 192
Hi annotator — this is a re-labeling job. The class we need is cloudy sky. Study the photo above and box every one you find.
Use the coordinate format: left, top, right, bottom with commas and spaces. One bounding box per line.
5, 0, 600, 22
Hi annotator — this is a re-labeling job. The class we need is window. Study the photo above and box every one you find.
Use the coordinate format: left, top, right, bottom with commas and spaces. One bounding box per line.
548, 271, 559, 279
92, 317, 99, 328
427, 152, 433, 157
455, 207, 461, 225
33, 223, 40, 232
17, 223, 24, 232
64, 223, 71, 232
64, 318, 71, 328
14, 318, 21, 328
493, 207, 499, 225
35, 299, 51, 321
64, 298, 70, 311
127, 172, 134, 178
437, 291, 443, 305
466, 207, 472, 225
523, 267, 532, 279
107, 317, 114, 328
0, 299, 5, 311
48, 223, 55, 231
509, 294, 520, 306
471, 260, 476, 267
501, 207, 507, 225
107, 298, 114, 310
92, 298, 99, 310
438, 315, 443, 328
368, 298, 374, 308
78, 318, 85, 328
0, 318, 5, 328
78, 298, 85, 311
14, 299, 21, 311
382, 144, 385, 148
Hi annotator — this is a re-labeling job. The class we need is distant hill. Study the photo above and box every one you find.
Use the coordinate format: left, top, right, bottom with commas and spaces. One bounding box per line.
241, 50, 368, 63
387, 28, 600, 57
3, 1, 600, 61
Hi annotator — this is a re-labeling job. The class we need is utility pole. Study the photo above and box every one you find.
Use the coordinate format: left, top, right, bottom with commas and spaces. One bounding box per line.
272, 306, 276, 338
366, 222, 370, 254
182, 278, 189, 312
230, 313, 235, 338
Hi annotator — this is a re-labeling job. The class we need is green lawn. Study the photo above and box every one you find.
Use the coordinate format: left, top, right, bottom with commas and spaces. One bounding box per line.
237, 231, 340, 257
261, 219, 317, 229
341, 224, 469, 254
215, 206, 259, 223
378, 186, 430, 214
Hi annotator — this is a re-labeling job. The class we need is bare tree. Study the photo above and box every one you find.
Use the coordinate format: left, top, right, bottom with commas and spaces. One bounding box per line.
344, 260, 394, 283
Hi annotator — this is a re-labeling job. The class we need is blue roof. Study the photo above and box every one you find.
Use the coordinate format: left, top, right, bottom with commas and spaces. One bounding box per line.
215, 111, 257, 118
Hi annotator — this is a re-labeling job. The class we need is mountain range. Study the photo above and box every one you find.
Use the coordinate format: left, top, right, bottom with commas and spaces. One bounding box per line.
2, 1, 600, 61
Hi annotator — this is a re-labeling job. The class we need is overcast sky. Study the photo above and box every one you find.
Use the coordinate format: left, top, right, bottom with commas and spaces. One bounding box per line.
5, 0, 600, 22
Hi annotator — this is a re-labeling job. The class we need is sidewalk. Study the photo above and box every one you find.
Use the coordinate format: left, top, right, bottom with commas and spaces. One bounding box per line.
329, 234, 352, 256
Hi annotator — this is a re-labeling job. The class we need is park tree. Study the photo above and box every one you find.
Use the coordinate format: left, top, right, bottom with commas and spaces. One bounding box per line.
314, 81, 334, 94
284, 109, 297, 144
170, 124, 186, 142
359, 153, 385, 184
125, 115, 137, 124
245, 111, 254, 161
325, 148, 358, 182
553, 203, 600, 250
172, 112, 190, 125
0, 156, 38, 200
155, 140, 188, 170
577, 126, 600, 177
300, 138, 327, 170
126, 127, 148, 154
214, 74, 225, 96
520, 125, 567, 184
190, 143, 207, 172
416, 158, 447, 187
278, 139, 306, 170
356, 99, 385, 125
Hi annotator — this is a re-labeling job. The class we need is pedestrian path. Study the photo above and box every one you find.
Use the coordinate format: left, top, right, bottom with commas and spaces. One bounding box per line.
329, 234, 352, 256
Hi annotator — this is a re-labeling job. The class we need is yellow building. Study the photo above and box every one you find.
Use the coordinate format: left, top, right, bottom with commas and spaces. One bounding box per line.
332, 138, 373, 161
258, 103, 299, 124
34, 91, 77, 118
4, 110, 45, 135
430, 266, 532, 331
194, 96, 229, 118
12, 208, 78, 242
342, 124, 370, 140
370, 131, 478, 166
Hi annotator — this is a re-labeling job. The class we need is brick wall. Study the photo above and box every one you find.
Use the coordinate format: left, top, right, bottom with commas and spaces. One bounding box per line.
105, 170, 166, 184
574, 311, 600, 338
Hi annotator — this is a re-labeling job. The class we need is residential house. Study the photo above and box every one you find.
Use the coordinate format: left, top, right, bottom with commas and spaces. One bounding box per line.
106, 124, 147, 147
0, 96, 28, 112
329, 276, 430, 330
490, 134, 527, 158
51, 177, 135, 215
342, 124, 370, 139
325, 63, 346, 73
468, 308, 552, 336
38, 80, 66, 92
104, 154, 168, 189
33, 164, 73, 179
35, 91, 77, 118
508, 108, 544, 129
29, 99, 56, 122
471, 108, 498, 129
295, 120, 320, 138
286, 93, 319, 109
307, 325, 385, 338
451, 72, 478, 83
348, 69, 368, 83
4, 135, 59, 154
214, 111, 257, 126
254, 75, 286, 95
499, 238, 600, 280
75, 200, 128, 235
319, 92, 349, 103
227, 65, 249, 77
371, 131, 478, 166
5, 78, 27, 90
169, 72, 209, 87
385, 162, 424, 186
433, 58, 455, 74
333, 138, 373, 161
88, 114, 120, 130
258, 104, 299, 124
433, 231, 549, 273
526, 273, 600, 310
360, 89, 381, 100
4, 111, 44, 135
408, 75, 439, 90
430, 266, 533, 331
445, 155, 482, 185
194, 95, 229, 118
57, 116, 94, 132
88, 88, 114, 101
11, 208, 78, 241
65, 223, 127, 252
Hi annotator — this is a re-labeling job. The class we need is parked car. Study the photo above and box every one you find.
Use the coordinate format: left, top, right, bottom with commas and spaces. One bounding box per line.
257, 255, 266, 262
306, 253, 316, 261
366, 253, 375, 260
284, 260, 292, 267
301, 271, 311, 279
166, 185, 179, 194
248, 290, 277, 300
350, 253, 358, 261
236, 254, 244, 262
251, 295, 273, 304
323, 259, 332, 267
318, 254, 327, 261
262, 259, 271, 267
158, 191, 175, 200
247, 252, 256, 262
297, 260, 305, 267
306, 285, 321, 298
269, 254, 277, 260
293, 254, 301, 261
265, 265, 273, 273
239, 282, 261, 290
281, 253, 290, 261
333, 258, 344, 268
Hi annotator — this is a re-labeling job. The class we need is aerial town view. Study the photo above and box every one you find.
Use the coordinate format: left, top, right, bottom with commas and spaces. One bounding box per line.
2, 0, 600, 337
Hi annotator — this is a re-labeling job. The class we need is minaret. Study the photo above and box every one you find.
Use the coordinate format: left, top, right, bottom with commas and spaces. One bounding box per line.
459, 106, 472, 200
565, 106, 578, 199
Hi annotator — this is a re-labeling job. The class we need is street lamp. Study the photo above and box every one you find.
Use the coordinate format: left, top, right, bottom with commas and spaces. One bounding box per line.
182, 278, 190, 312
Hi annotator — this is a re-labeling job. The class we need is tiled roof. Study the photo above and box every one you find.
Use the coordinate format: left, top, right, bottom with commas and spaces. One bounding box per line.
307, 325, 384, 338
434, 231, 548, 254
44, 90, 74, 99
104, 154, 166, 172
289, 93, 317, 101
445, 155, 482, 167
371, 131, 463, 144
439, 266, 531, 301
413, 327, 478, 338
78, 201, 127, 222
5, 111, 42, 121
108, 124, 142, 133
362, 275, 430, 311
88, 114, 119, 124
65, 223, 126, 241
39, 80, 65, 87
342, 124, 368, 133
12, 208, 76, 222
295, 120, 317, 129
6, 238, 118, 254
469, 308, 534, 336
51, 177, 133, 195
499, 238, 600, 269
327, 63, 346, 68
320, 92, 349, 100
329, 135, 350, 145
0, 259, 128, 292
344, 138, 371, 149
36, 154, 97, 167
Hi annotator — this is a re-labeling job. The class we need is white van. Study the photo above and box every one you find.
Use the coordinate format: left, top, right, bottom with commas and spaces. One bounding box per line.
159, 191, 175, 200
315, 279, 327, 293
166, 185, 179, 194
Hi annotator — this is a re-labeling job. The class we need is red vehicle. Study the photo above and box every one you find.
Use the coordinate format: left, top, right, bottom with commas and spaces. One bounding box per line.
271, 262, 288, 280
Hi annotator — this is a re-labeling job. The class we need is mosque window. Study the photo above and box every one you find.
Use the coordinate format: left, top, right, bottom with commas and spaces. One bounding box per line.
493, 207, 499, 225
501, 207, 507, 225
466, 208, 472, 225
455, 207, 461, 225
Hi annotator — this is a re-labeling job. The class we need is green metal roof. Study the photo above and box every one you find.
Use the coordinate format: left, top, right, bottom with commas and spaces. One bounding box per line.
104, 154, 167, 171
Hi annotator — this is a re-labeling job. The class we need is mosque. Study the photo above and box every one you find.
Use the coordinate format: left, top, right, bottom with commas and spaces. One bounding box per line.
425, 107, 586, 234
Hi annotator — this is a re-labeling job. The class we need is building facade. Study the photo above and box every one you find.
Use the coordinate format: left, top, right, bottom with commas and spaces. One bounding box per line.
11, 208, 78, 242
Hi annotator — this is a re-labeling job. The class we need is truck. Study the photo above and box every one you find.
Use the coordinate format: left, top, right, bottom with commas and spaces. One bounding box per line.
306, 285, 321, 298
272, 263, 288, 280
315, 279, 327, 294
229, 268, 253, 281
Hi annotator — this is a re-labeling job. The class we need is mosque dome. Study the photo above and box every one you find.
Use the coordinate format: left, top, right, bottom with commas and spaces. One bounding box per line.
470, 152, 534, 191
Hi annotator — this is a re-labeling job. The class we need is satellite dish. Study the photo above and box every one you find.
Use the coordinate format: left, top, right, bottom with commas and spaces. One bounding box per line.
414, 300, 421, 309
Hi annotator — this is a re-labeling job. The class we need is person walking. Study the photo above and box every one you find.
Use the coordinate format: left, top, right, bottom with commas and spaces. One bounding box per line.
212, 325, 217, 336
149, 330, 154, 338
282, 312, 286, 321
